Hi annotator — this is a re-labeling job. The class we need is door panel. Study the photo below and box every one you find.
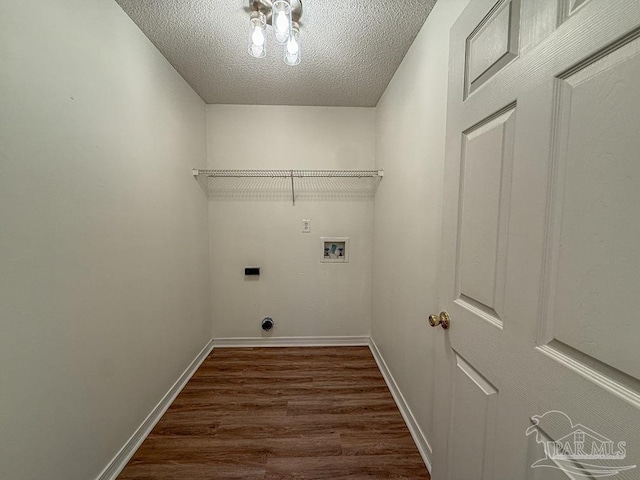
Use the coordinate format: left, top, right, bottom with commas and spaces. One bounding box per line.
457, 106, 515, 326
448, 354, 498, 480
433, 1, 640, 479
519, 0, 557, 53
544, 36, 640, 382
465, 0, 521, 97
561, 0, 591, 22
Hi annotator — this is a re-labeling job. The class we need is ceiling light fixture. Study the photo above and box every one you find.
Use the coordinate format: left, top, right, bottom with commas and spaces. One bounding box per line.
247, 0, 303, 66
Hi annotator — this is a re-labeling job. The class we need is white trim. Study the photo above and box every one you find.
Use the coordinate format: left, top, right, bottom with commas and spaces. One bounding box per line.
95, 339, 215, 480
213, 335, 370, 348
368, 337, 433, 472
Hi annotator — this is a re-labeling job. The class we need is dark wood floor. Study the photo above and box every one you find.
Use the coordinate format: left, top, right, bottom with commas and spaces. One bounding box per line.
118, 346, 430, 479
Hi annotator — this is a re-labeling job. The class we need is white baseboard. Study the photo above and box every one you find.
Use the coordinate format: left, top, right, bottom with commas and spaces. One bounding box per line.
213, 335, 370, 348
95, 339, 215, 480
368, 337, 433, 473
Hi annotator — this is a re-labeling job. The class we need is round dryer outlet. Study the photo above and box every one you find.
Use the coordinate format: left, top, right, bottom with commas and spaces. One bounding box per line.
261, 317, 274, 331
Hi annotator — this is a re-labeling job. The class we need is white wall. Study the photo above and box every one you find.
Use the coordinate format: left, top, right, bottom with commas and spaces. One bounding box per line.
371, 0, 471, 463
0, 1, 210, 479
207, 105, 375, 339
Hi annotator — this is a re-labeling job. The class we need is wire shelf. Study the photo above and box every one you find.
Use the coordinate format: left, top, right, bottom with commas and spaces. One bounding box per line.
193, 169, 384, 204
194, 169, 383, 178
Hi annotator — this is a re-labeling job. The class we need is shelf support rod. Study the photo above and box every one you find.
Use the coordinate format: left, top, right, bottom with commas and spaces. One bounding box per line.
290, 170, 296, 206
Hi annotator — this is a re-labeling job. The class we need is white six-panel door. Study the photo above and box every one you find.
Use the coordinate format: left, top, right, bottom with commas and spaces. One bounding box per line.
432, 1, 640, 479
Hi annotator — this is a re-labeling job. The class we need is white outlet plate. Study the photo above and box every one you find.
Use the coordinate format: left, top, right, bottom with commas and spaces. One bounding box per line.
302, 219, 311, 233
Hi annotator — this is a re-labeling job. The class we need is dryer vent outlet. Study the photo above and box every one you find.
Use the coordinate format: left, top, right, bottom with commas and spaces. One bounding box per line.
261, 317, 274, 331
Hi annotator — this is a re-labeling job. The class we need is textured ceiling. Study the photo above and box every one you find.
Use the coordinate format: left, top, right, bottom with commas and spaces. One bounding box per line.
114, 0, 438, 106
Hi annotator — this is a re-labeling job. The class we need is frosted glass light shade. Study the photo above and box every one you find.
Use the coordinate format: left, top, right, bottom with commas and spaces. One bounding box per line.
272, 0, 292, 45
248, 12, 266, 58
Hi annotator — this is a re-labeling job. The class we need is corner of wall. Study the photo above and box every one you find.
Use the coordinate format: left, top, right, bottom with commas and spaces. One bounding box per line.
370, 0, 471, 462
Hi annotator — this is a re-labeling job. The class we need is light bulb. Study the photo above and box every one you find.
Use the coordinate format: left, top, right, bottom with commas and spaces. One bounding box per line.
284, 25, 300, 66
272, 0, 291, 45
248, 11, 266, 58
287, 37, 299, 55
275, 11, 289, 33
251, 26, 265, 47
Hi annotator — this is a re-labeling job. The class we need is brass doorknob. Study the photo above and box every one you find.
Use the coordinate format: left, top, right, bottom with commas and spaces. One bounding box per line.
428, 311, 450, 329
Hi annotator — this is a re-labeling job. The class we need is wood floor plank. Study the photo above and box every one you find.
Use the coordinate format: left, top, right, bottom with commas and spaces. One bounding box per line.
133, 434, 342, 459
264, 454, 429, 480
340, 431, 421, 456
216, 412, 411, 436
118, 463, 266, 480
151, 412, 221, 436
117, 347, 430, 480
286, 398, 399, 416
